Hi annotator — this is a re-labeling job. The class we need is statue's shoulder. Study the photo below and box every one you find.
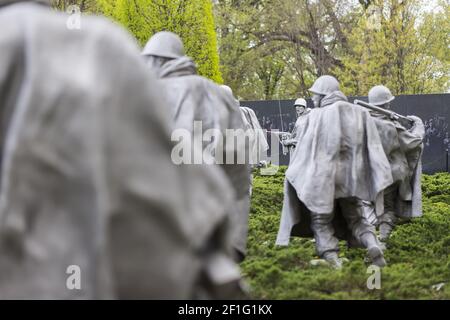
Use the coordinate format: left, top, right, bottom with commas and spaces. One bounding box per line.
338, 100, 358, 108
174, 72, 214, 89
337, 100, 370, 114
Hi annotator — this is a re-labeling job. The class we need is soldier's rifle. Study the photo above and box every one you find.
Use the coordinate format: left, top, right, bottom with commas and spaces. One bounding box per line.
354, 99, 414, 128
272, 131, 296, 155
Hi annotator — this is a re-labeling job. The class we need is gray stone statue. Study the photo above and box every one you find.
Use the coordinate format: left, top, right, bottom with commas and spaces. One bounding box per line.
238, 102, 269, 189
281, 98, 311, 150
222, 85, 269, 168
142, 33, 251, 262
276, 75, 394, 269
0, 1, 243, 299
366, 85, 425, 242
294, 98, 310, 118
239, 105, 269, 167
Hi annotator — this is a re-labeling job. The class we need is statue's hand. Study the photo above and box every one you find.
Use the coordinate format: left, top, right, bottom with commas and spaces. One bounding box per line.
257, 160, 268, 168
282, 139, 297, 147
389, 113, 399, 121
406, 115, 421, 124
281, 133, 291, 140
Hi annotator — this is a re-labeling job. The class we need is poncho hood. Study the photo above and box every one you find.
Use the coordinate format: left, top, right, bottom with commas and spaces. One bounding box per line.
159, 56, 197, 79
320, 90, 348, 108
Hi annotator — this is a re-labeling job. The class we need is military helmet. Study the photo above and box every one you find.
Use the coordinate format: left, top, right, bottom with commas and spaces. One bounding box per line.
368, 85, 395, 106
142, 31, 185, 59
308, 75, 340, 95
294, 98, 307, 107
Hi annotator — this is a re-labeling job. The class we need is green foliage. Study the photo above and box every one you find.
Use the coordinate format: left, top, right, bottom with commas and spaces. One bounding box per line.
97, 0, 223, 83
335, 0, 450, 96
51, 0, 99, 13
216, 0, 449, 99
422, 173, 450, 197
243, 169, 450, 299
215, 0, 329, 100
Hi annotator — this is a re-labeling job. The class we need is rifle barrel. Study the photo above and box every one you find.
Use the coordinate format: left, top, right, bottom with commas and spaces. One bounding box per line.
354, 99, 413, 125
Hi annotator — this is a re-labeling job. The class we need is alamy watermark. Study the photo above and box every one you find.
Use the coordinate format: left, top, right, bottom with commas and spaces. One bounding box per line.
170, 121, 282, 175
366, 265, 381, 290
66, 264, 81, 290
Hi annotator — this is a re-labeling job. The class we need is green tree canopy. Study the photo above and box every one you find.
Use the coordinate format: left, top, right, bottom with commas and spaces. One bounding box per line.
52, 0, 449, 98
215, 0, 449, 100
336, 0, 450, 96
98, 0, 223, 83
51, 0, 99, 12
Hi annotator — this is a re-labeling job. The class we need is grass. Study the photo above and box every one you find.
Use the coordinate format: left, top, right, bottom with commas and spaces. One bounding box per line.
241, 167, 450, 299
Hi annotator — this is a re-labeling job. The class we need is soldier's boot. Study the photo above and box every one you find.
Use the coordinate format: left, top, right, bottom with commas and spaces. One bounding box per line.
310, 211, 341, 269
361, 232, 386, 268
379, 184, 398, 242
323, 251, 343, 270
378, 241, 387, 251
379, 222, 394, 242
368, 247, 386, 268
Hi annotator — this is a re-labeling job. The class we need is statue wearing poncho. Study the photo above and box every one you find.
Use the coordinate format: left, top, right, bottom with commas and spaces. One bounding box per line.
365, 85, 425, 241
239, 106, 269, 167
142, 33, 251, 261
0, 2, 242, 299
276, 76, 393, 268
280, 98, 311, 153
234, 105, 269, 260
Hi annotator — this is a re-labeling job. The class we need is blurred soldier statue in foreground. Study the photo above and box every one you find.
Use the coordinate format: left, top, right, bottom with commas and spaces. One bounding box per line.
276, 75, 393, 269
280, 98, 311, 152
142, 33, 251, 262
363, 85, 425, 242
0, 0, 243, 299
